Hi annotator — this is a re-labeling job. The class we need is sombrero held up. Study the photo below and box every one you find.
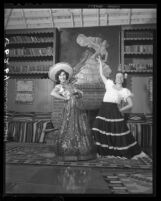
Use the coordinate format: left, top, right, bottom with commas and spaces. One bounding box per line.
48, 62, 73, 81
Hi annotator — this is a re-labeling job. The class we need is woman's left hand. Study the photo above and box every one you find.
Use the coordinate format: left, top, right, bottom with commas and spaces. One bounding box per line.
73, 90, 83, 98
79, 90, 83, 97
118, 107, 124, 116
75, 93, 82, 99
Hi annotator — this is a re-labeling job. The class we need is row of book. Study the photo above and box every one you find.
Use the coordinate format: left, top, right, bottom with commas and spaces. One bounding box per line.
124, 45, 153, 54
6, 111, 152, 123
6, 111, 55, 143
127, 122, 152, 148
6, 117, 152, 146
9, 36, 54, 43
5, 111, 153, 146
124, 31, 153, 39
9, 64, 50, 73
6, 120, 54, 143
122, 63, 153, 71
6, 111, 52, 121
9, 47, 53, 57
147, 77, 153, 102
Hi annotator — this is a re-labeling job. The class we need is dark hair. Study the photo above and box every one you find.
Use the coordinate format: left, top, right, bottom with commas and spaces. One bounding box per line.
122, 79, 127, 88
55, 69, 69, 84
115, 71, 127, 87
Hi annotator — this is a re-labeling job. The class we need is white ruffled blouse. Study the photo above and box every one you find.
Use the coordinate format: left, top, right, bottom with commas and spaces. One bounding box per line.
103, 79, 133, 104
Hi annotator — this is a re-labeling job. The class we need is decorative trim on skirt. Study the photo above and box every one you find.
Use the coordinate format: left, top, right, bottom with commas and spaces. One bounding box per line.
92, 102, 142, 159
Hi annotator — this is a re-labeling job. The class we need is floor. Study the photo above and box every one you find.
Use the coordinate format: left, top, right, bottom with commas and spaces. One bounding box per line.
5, 164, 152, 195
4, 142, 153, 195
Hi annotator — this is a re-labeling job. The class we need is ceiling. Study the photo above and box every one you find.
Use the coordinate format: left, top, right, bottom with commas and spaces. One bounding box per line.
4, 8, 157, 30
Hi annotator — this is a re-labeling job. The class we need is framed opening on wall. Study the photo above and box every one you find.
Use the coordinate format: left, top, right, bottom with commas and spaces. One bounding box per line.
15, 80, 34, 104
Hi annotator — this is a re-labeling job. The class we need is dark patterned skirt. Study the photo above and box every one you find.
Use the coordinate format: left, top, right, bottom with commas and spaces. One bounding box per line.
92, 102, 142, 159
56, 96, 96, 161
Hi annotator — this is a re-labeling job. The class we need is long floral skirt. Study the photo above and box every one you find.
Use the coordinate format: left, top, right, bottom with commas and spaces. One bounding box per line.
92, 102, 142, 159
56, 96, 96, 161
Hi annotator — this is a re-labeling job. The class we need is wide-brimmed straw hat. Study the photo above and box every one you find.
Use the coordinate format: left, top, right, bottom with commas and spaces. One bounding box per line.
48, 62, 73, 82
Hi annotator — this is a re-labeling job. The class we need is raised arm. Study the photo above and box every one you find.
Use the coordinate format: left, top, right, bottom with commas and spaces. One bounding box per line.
96, 56, 109, 85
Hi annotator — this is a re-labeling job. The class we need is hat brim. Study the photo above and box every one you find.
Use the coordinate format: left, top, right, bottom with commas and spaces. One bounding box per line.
48, 62, 73, 82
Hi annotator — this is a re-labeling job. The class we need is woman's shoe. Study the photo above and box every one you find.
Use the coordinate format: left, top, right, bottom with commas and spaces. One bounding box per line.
131, 151, 149, 160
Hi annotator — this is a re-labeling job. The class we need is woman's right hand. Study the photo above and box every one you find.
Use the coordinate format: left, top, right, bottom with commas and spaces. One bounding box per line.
96, 55, 102, 63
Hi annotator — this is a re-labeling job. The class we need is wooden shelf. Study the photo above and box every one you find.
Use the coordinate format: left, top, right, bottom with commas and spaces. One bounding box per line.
122, 24, 156, 31
5, 28, 55, 34
9, 55, 53, 58
122, 70, 153, 74
8, 73, 49, 79
8, 41, 53, 45
9, 56, 53, 62
124, 52, 153, 55
124, 38, 153, 41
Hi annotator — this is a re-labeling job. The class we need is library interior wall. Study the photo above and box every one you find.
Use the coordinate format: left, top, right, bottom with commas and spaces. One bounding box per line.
6, 76, 152, 114
6, 26, 153, 114
130, 76, 152, 114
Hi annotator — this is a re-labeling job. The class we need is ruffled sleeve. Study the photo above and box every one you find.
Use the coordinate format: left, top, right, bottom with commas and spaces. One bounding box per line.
105, 79, 114, 90
50, 89, 55, 96
121, 88, 133, 102
50, 84, 61, 96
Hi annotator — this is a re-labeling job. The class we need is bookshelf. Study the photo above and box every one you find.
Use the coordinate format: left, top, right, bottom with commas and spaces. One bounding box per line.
5, 28, 58, 78
120, 24, 155, 111
120, 24, 156, 74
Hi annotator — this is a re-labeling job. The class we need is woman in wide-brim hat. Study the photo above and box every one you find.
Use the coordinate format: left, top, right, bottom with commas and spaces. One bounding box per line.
48, 62, 73, 83
49, 62, 96, 161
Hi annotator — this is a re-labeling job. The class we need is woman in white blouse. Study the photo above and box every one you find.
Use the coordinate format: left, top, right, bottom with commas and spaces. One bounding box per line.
92, 56, 148, 159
